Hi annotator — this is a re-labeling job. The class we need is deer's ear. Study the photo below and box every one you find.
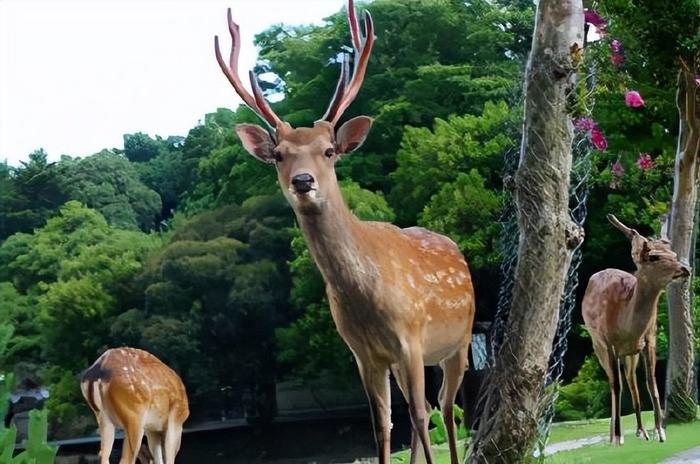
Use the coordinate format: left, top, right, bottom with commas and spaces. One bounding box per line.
336, 116, 373, 154
235, 124, 276, 163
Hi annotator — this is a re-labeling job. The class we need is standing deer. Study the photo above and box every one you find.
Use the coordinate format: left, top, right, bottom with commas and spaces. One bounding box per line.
582, 214, 689, 445
214, 2, 475, 463
80, 347, 189, 464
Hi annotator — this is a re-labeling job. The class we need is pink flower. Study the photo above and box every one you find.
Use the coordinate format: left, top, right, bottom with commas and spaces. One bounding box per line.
590, 128, 608, 151
574, 117, 598, 132
610, 39, 623, 54
636, 153, 653, 170
611, 54, 625, 66
610, 40, 624, 65
612, 160, 624, 176
695, 76, 700, 87
584, 10, 608, 30
624, 90, 645, 108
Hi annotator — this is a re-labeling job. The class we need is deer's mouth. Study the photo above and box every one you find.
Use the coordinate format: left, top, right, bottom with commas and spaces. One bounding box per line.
290, 187, 318, 199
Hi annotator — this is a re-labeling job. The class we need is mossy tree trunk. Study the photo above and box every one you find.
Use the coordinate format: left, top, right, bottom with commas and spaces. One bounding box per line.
466, 1, 584, 462
666, 66, 700, 423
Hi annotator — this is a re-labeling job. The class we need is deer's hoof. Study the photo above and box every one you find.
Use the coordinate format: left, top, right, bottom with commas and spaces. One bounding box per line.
611, 435, 624, 446
656, 428, 666, 442
636, 429, 650, 440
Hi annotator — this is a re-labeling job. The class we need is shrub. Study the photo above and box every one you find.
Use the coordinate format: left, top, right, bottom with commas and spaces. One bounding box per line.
555, 356, 609, 421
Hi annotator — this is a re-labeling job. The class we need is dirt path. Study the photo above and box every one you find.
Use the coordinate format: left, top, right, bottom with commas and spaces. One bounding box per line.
661, 446, 700, 463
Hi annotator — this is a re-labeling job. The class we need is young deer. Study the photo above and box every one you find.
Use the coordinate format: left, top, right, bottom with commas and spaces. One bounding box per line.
214, 2, 475, 463
80, 347, 189, 464
582, 214, 689, 445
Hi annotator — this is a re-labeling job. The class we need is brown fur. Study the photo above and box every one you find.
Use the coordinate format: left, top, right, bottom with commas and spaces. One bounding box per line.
221, 3, 473, 461
80, 348, 189, 464
237, 119, 475, 464
582, 215, 689, 445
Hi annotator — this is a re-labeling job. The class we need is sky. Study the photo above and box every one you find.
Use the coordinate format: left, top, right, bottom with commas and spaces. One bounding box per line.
0, 0, 346, 166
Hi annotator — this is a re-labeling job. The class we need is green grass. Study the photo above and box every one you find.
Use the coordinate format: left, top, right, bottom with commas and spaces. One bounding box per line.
546, 412, 700, 463
389, 411, 700, 463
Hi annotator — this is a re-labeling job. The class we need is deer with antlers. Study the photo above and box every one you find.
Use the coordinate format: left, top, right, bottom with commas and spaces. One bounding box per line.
582, 214, 689, 445
80, 347, 189, 464
214, 2, 475, 463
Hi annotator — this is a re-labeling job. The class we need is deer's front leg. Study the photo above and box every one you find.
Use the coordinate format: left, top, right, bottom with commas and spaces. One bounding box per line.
398, 347, 434, 464
623, 354, 649, 440
642, 337, 665, 442
607, 349, 623, 445
357, 361, 392, 464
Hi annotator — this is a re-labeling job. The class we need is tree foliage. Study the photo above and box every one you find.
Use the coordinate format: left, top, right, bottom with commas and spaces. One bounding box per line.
2, 0, 693, 442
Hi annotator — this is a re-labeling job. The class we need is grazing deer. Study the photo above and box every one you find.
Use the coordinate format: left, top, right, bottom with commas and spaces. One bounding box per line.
214, 2, 475, 463
582, 214, 689, 445
80, 347, 189, 464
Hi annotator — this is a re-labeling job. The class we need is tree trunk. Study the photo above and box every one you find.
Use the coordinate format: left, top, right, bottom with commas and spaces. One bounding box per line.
467, 1, 583, 462
666, 68, 700, 423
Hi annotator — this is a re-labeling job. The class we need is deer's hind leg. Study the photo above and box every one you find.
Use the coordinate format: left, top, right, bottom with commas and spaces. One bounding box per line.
144, 430, 163, 464
96, 413, 115, 464
163, 418, 184, 464
438, 344, 469, 464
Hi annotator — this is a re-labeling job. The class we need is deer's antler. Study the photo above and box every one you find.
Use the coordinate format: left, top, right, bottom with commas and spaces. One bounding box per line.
607, 214, 638, 239
215, 9, 283, 130
321, 0, 375, 126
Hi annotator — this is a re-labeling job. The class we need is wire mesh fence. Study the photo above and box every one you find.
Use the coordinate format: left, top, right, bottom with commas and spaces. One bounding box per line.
477, 130, 592, 459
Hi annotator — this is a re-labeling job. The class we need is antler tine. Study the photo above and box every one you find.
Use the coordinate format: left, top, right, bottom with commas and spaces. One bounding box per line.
323, 2, 375, 126
607, 214, 636, 238
215, 8, 282, 129
321, 53, 350, 122
249, 71, 283, 128
347, 0, 362, 50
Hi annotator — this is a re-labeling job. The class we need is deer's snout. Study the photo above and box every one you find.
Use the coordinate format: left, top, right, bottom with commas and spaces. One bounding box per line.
291, 173, 315, 194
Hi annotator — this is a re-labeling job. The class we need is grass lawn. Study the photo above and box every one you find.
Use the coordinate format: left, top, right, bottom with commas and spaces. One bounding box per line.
546, 411, 700, 463
388, 411, 700, 463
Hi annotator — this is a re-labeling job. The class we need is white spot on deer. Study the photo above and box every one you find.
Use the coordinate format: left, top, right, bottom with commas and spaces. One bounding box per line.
448, 267, 456, 274
406, 275, 416, 289
424, 273, 439, 284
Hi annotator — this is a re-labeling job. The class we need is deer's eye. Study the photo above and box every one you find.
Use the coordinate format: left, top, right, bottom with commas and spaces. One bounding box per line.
324, 147, 335, 158
648, 255, 660, 262
273, 150, 283, 162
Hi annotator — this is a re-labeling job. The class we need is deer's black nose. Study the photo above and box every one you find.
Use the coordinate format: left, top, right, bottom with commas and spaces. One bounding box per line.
291, 173, 315, 194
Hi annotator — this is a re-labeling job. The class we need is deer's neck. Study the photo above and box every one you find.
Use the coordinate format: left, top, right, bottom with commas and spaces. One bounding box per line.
294, 190, 376, 293
625, 273, 665, 335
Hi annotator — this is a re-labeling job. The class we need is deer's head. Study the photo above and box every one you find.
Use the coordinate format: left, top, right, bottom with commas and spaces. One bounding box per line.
607, 214, 690, 281
215, 0, 374, 216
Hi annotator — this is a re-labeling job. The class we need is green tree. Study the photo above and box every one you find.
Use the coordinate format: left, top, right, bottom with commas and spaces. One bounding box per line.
0, 151, 69, 240
253, 0, 534, 191
58, 151, 162, 231
0, 202, 161, 435
123, 132, 161, 163
135, 197, 293, 418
